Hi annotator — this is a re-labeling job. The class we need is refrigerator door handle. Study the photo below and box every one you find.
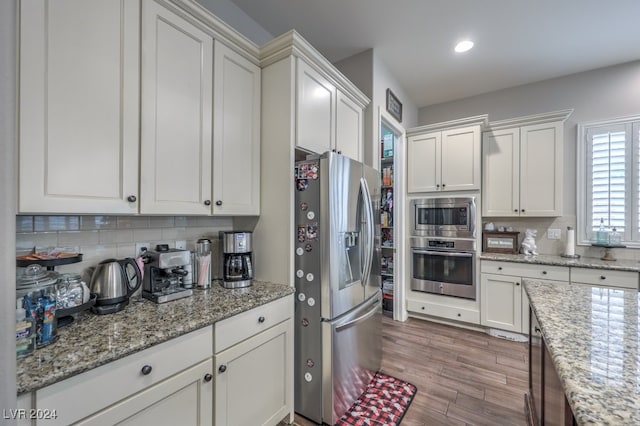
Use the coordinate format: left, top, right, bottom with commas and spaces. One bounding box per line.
335, 297, 380, 331
359, 177, 374, 287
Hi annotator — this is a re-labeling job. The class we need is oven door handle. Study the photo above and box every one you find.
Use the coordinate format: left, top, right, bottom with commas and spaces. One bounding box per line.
412, 250, 474, 258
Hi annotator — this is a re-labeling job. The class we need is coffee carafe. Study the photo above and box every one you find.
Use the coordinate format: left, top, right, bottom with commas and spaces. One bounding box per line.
221, 231, 253, 289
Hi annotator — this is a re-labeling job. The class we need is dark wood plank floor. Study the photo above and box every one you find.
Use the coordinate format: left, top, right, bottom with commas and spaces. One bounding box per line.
293, 316, 528, 426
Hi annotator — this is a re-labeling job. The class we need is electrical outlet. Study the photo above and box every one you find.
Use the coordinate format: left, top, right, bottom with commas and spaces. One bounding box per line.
135, 242, 150, 256
175, 240, 187, 250
547, 229, 561, 240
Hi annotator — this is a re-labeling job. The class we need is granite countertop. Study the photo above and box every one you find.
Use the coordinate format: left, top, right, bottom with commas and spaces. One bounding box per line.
17, 281, 294, 395
524, 279, 640, 425
480, 252, 640, 272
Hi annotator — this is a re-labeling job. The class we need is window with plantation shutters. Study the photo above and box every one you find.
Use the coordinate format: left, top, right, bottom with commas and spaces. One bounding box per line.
578, 117, 640, 246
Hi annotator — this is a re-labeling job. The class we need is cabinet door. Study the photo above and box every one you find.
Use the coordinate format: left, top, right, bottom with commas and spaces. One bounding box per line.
441, 125, 481, 191
520, 122, 563, 216
296, 59, 336, 155
407, 131, 441, 193
335, 91, 363, 161
480, 273, 522, 332
19, 0, 140, 214
482, 128, 520, 216
215, 320, 292, 426
140, 0, 213, 215
213, 41, 261, 215
76, 360, 213, 426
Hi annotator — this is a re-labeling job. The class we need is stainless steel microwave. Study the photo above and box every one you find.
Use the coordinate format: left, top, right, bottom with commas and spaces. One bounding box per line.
411, 197, 476, 238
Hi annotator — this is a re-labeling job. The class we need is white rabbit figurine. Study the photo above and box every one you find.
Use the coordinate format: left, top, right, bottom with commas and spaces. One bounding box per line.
520, 229, 538, 256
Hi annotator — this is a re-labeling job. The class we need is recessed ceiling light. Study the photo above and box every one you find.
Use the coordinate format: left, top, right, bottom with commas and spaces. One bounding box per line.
454, 40, 474, 53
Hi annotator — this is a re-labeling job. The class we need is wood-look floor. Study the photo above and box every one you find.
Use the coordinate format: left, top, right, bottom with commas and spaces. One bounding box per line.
293, 316, 528, 426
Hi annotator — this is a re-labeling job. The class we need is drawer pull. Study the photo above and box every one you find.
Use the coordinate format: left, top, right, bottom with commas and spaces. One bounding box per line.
204, 200, 211, 206
542, 271, 547, 275
258, 316, 266, 323
215, 200, 223, 206
218, 365, 227, 373
141, 365, 152, 375
534, 326, 541, 334
498, 267, 502, 271
457, 313, 461, 317
516, 282, 520, 286
204, 373, 213, 383
600, 276, 606, 280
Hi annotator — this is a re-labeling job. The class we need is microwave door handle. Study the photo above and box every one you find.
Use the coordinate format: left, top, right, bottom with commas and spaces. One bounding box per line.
359, 177, 374, 286
412, 250, 473, 258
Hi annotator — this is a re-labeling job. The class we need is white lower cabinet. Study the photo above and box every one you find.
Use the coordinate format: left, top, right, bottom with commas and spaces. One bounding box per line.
570, 267, 639, 290
213, 296, 294, 426
34, 326, 213, 426
481, 274, 522, 333
77, 359, 213, 426
480, 261, 570, 334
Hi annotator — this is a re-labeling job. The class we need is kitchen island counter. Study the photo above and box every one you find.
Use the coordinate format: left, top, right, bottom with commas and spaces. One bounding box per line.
17, 281, 294, 394
525, 278, 640, 425
481, 252, 640, 272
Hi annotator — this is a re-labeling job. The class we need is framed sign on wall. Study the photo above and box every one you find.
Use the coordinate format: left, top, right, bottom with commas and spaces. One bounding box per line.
386, 89, 402, 123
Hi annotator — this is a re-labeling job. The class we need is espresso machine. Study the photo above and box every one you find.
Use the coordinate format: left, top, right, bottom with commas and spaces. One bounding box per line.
142, 245, 193, 303
220, 231, 253, 289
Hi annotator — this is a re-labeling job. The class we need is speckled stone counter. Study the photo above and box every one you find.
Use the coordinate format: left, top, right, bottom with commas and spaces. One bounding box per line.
525, 279, 640, 425
481, 252, 640, 272
17, 281, 294, 395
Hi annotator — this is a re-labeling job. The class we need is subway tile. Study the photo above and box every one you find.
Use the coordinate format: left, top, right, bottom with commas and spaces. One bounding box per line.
174, 216, 189, 227
116, 243, 137, 258
149, 216, 175, 228
34, 216, 80, 232
133, 228, 162, 242
99, 229, 134, 244
16, 232, 58, 251
58, 230, 99, 246
117, 216, 150, 229
80, 216, 118, 230
161, 227, 187, 240
16, 216, 33, 233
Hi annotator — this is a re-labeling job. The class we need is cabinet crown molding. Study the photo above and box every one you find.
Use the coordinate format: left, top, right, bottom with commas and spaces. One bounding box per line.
167, 0, 260, 65
486, 109, 574, 131
259, 30, 370, 108
406, 114, 488, 136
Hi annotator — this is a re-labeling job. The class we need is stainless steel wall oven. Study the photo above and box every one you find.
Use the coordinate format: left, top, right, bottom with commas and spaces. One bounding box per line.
410, 196, 477, 300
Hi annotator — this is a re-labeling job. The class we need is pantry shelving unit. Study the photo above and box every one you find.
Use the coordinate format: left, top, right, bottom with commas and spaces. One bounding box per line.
380, 129, 395, 318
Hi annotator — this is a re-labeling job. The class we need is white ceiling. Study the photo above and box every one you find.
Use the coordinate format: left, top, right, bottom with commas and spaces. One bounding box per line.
228, 0, 640, 108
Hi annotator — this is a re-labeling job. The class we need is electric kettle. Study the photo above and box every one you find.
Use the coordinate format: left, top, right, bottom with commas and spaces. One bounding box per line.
89, 258, 142, 314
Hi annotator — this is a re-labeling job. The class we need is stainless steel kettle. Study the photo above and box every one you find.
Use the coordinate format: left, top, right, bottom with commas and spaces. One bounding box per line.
89, 258, 142, 309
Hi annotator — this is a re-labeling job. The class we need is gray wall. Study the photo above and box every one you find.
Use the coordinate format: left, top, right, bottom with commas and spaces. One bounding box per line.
418, 60, 640, 258
195, 0, 274, 45
1, 0, 17, 418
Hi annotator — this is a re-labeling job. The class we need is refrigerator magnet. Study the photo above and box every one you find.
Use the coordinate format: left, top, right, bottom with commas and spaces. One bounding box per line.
296, 179, 308, 191
306, 223, 318, 240
297, 226, 306, 242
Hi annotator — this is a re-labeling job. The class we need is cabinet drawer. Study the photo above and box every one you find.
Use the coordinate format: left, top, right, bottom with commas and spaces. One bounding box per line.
35, 325, 213, 426
407, 298, 480, 324
481, 260, 569, 282
215, 295, 293, 353
570, 268, 639, 289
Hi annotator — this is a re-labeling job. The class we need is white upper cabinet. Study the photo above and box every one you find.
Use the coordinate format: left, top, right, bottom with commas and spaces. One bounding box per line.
335, 91, 364, 161
482, 110, 572, 217
296, 60, 337, 156
212, 41, 261, 215
407, 117, 486, 193
295, 58, 364, 161
19, 0, 140, 214
140, 0, 213, 215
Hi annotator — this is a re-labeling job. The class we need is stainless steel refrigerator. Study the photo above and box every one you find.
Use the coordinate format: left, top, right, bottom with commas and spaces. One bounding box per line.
294, 151, 382, 425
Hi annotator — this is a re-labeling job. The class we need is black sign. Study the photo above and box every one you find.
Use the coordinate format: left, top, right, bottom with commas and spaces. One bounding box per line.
386, 89, 402, 123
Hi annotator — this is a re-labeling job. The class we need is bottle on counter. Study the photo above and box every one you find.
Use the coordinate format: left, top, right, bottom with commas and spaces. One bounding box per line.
16, 299, 35, 358
596, 217, 609, 244
609, 227, 622, 245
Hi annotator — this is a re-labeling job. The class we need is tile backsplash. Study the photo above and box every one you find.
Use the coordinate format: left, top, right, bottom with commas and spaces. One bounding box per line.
16, 215, 236, 277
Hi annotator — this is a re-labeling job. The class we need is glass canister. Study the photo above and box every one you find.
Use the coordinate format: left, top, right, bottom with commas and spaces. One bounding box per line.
195, 238, 212, 289
56, 273, 89, 309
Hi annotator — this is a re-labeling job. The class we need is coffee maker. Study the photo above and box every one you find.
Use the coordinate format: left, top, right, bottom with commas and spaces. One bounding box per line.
220, 231, 253, 289
142, 245, 193, 303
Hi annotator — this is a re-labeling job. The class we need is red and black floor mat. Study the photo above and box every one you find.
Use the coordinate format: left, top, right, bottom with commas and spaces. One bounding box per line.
335, 372, 417, 426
